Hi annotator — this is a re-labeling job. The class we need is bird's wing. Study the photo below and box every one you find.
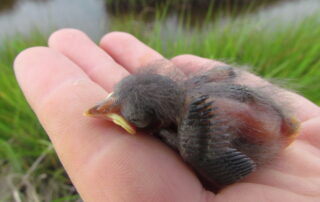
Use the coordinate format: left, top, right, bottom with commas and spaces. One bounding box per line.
178, 94, 256, 185
184, 65, 237, 89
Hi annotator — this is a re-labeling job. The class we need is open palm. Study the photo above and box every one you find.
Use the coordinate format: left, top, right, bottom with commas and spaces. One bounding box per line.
14, 29, 320, 202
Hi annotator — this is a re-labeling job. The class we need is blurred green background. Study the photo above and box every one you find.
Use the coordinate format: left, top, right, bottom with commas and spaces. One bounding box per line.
0, 0, 319, 201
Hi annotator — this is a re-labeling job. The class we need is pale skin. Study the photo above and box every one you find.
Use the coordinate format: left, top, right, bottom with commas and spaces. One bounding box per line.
14, 29, 320, 202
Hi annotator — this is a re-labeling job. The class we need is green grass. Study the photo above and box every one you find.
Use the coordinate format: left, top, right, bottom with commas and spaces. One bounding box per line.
111, 12, 320, 104
0, 7, 319, 202
0, 33, 80, 201
105, 0, 274, 9
105, 0, 210, 8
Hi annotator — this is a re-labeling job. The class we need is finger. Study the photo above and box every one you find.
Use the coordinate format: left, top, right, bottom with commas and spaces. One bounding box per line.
242, 142, 320, 196
14, 47, 206, 202
100, 32, 164, 73
48, 29, 128, 90
14, 47, 131, 200
299, 116, 320, 148
216, 183, 310, 202
171, 55, 320, 121
14, 46, 116, 173
171, 54, 226, 74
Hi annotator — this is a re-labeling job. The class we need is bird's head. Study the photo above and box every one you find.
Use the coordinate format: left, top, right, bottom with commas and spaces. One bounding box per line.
85, 73, 185, 134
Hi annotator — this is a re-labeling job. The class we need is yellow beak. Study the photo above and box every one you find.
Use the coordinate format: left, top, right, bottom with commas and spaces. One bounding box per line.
84, 92, 136, 135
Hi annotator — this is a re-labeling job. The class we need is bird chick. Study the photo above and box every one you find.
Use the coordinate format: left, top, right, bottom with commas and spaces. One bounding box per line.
85, 64, 299, 187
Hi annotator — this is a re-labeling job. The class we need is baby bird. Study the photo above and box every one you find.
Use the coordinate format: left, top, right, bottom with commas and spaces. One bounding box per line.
85, 64, 299, 187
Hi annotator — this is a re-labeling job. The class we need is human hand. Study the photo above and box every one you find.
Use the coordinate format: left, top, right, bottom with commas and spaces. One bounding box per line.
14, 29, 320, 202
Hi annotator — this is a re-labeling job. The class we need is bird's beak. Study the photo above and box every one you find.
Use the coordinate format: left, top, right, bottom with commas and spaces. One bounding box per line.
84, 92, 136, 135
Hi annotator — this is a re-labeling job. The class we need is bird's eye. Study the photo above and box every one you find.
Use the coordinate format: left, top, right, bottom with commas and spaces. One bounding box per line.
129, 118, 149, 128
130, 118, 139, 122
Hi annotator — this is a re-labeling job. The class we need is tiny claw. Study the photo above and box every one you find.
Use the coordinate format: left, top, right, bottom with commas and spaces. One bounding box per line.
281, 116, 301, 148
83, 110, 91, 117
82, 109, 94, 117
